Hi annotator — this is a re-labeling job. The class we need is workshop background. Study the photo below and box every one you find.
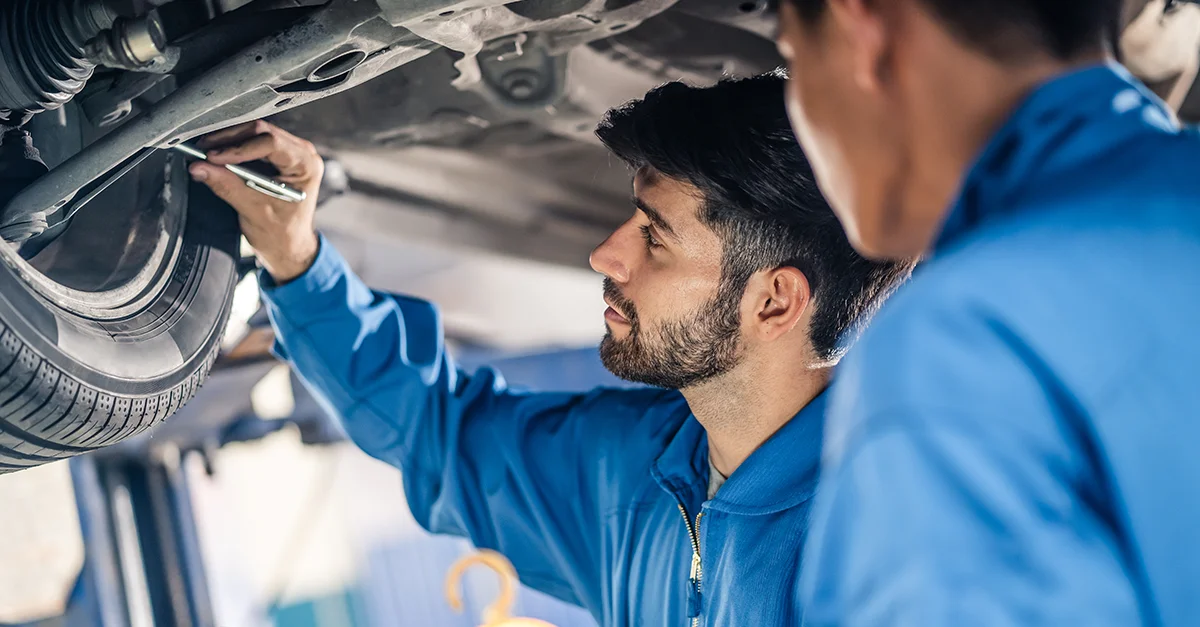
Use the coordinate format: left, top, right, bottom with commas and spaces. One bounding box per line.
0, 216, 631, 627
1, 0, 1198, 625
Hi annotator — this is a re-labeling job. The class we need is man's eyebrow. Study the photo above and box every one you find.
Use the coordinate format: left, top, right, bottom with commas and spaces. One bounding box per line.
633, 197, 678, 239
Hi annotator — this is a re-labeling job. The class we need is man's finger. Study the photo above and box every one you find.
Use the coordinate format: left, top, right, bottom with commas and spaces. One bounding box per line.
208, 133, 286, 166
196, 120, 271, 150
206, 133, 312, 177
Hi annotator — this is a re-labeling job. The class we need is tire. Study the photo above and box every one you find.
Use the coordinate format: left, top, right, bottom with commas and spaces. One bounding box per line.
0, 150, 240, 474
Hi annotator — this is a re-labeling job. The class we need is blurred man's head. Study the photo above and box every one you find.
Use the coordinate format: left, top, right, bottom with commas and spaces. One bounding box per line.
591, 73, 912, 390
776, 0, 1121, 259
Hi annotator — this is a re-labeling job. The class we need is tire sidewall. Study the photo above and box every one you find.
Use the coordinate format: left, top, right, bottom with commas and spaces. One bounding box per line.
0, 180, 238, 395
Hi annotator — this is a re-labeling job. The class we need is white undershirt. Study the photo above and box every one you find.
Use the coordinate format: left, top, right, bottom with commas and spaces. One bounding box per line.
707, 459, 728, 500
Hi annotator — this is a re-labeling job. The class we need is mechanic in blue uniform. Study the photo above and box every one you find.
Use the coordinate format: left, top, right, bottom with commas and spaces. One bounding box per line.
187, 74, 913, 626
775, 0, 1200, 625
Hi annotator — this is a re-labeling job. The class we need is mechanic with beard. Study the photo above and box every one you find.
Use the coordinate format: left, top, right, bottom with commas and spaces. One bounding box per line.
187, 73, 912, 626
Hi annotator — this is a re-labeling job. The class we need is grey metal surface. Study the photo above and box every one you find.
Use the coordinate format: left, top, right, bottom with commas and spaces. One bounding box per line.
263, 3, 787, 252
80, 73, 172, 128
1, 0, 430, 224
118, 13, 168, 64
81, 10, 172, 72
1, 0, 686, 230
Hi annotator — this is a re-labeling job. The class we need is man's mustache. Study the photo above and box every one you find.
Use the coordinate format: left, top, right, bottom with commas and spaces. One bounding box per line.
603, 278, 638, 324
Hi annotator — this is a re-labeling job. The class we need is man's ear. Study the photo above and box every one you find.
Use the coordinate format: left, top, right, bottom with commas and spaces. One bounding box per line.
747, 266, 812, 341
826, 0, 894, 93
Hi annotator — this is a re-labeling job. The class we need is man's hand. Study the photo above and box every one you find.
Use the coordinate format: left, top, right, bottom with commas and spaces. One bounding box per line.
189, 120, 324, 284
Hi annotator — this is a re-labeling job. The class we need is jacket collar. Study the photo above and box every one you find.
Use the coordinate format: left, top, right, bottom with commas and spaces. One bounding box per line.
651, 390, 829, 516
937, 63, 1180, 253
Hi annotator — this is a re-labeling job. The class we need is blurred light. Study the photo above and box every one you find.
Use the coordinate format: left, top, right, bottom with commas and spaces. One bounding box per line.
251, 364, 295, 420
222, 272, 262, 351
111, 485, 155, 627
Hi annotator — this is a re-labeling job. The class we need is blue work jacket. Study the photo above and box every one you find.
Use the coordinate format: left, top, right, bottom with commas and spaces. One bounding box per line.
261, 239, 826, 626
802, 64, 1200, 626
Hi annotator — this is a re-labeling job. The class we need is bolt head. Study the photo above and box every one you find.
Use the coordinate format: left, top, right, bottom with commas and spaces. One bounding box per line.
501, 70, 542, 101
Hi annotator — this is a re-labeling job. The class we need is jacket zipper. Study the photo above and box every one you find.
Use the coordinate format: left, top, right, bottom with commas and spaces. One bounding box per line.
677, 502, 704, 627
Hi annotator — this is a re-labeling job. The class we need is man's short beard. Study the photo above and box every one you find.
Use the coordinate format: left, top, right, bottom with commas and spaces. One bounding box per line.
599, 278, 743, 390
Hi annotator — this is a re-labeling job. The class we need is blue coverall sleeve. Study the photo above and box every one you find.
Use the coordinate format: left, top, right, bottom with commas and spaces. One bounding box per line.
259, 235, 651, 611
800, 292, 1142, 627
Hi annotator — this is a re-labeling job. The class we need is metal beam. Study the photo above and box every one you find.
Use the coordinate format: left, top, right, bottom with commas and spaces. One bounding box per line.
69, 450, 216, 627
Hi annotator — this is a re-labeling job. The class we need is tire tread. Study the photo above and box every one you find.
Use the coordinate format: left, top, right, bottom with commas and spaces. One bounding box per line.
0, 321, 221, 472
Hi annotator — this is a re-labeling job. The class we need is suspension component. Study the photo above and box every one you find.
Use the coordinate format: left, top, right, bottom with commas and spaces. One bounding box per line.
0, 0, 168, 123
84, 10, 170, 72
0, 0, 115, 120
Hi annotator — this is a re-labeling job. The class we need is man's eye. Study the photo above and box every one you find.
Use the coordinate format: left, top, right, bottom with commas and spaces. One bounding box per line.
640, 225, 662, 249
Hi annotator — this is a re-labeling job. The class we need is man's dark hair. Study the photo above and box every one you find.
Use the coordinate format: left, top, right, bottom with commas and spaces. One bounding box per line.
787, 0, 1123, 61
596, 72, 911, 363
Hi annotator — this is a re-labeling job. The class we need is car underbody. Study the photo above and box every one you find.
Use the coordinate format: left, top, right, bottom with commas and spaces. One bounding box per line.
2, 0, 1196, 259
0, 0, 1195, 470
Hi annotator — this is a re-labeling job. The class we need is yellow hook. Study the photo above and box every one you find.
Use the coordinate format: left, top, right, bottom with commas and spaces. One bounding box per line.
445, 550, 558, 627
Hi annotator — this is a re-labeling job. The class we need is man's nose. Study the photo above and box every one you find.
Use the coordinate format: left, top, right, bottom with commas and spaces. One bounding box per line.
589, 226, 632, 283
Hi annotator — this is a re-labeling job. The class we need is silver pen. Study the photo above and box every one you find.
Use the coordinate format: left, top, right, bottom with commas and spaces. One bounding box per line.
172, 142, 307, 203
